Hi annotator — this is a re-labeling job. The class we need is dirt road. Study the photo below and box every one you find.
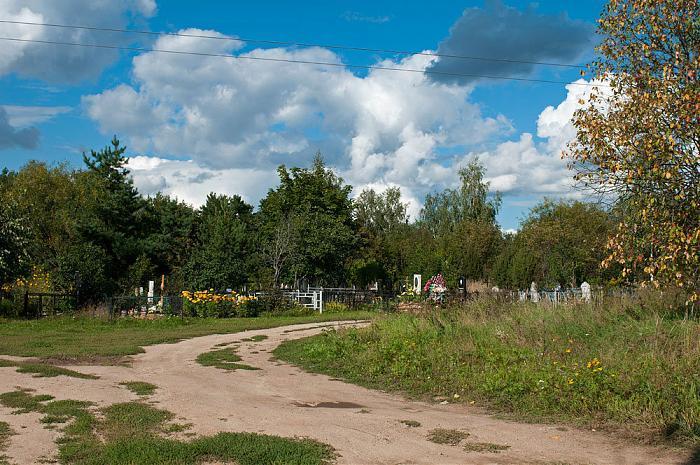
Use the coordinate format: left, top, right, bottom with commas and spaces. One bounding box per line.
0, 321, 691, 464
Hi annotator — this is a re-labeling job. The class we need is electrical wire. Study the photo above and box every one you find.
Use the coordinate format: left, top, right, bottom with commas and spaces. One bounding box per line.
0, 19, 586, 70
0, 36, 604, 87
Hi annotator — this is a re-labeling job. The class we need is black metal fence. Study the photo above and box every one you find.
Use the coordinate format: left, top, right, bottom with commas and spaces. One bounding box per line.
0, 286, 639, 320
106, 295, 184, 318
0, 291, 77, 319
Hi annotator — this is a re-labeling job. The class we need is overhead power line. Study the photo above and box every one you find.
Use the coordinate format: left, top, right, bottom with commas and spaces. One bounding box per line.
0, 36, 604, 87
0, 19, 586, 70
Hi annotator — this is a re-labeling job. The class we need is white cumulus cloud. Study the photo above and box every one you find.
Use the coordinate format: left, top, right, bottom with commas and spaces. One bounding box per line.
84, 27, 594, 211
0, 0, 157, 82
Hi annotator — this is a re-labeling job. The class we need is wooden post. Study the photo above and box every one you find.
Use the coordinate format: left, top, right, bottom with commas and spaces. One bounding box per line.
159, 274, 165, 307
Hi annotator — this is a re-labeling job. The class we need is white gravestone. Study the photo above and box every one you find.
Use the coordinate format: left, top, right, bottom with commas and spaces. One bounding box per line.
147, 280, 155, 305
530, 282, 540, 303
581, 281, 591, 303
413, 274, 422, 294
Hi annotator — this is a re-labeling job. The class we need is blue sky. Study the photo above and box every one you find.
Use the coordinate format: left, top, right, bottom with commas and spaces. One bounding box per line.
0, 0, 606, 229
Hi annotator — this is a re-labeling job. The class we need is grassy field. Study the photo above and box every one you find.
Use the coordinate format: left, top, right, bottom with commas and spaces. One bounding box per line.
0, 389, 334, 465
0, 421, 12, 465
0, 311, 373, 363
274, 295, 700, 446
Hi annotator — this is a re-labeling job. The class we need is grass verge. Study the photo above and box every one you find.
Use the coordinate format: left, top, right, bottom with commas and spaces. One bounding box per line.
0, 359, 97, 379
0, 389, 334, 465
0, 311, 373, 363
0, 421, 13, 465
273, 296, 700, 446
119, 382, 157, 396
196, 347, 259, 371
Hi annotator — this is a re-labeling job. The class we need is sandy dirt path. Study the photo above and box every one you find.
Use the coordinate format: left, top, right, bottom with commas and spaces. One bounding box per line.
0, 320, 692, 465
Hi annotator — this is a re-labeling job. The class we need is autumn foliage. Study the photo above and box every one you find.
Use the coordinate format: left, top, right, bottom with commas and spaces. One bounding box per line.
567, 0, 699, 301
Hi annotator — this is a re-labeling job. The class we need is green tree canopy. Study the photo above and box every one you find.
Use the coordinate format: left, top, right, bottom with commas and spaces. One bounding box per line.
258, 154, 356, 286
421, 159, 501, 235
351, 187, 409, 287
491, 200, 614, 289
185, 193, 253, 290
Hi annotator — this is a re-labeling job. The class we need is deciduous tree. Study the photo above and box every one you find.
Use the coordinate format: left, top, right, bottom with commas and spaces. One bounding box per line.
567, 0, 699, 300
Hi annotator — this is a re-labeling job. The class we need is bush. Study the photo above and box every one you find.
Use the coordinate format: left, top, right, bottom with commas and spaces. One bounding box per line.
0, 298, 16, 318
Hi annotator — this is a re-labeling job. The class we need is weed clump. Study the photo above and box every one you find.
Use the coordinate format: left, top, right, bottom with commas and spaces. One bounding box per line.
426, 428, 469, 445
196, 348, 259, 372
119, 382, 157, 396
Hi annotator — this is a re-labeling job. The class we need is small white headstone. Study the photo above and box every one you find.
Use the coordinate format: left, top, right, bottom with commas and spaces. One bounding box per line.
147, 280, 155, 304
530, 282, 540, 303
413, 274, 422, 294
581, 281, 591, 303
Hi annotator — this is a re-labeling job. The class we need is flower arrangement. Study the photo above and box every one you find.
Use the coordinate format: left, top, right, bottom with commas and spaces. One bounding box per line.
181, 289, 258, 318
423, 273, 447, 303
181, 289, 257, 305
399, 287, 420, 302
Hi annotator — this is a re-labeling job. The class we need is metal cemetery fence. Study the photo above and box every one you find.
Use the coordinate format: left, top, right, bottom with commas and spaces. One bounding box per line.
0, 291, 78, 319
311, 287, 397, 309
107, 294, 184, 318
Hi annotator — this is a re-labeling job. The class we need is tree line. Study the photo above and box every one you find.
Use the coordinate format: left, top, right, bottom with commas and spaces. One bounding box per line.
0, 138, 619, 302
2, 0, 696, 304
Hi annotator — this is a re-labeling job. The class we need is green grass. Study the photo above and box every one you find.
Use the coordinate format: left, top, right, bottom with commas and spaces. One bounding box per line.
426, 428, 469, 445
0, 421, 13, 465
1, 389, 334, 465
0, 358, 98, 379
463, 441, 510, 453
119, 382, 157, 396
274, 296, 700, 446
0, 312, 373, 363
0, 389, 56, 413
196, 347, 259, 371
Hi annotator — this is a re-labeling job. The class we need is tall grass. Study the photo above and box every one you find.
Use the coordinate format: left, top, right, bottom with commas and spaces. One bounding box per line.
275, 292, 700, 445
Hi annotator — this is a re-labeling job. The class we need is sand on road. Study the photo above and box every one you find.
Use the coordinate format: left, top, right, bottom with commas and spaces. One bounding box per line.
0, 320, 691, 465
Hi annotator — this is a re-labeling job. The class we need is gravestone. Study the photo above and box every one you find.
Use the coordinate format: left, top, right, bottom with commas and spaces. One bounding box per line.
581, 281, 591, 303
413, 274, 422, 294
530, 282, 540, 303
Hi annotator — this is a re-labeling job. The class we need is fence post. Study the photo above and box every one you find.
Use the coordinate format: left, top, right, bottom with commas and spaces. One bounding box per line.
23, 291, 29, 318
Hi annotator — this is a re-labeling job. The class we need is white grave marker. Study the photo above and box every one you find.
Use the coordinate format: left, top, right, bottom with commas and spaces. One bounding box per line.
581, 281, 591, 303
413, 274, 422, 294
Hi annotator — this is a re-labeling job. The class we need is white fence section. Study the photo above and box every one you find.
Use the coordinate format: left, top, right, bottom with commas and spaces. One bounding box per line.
284, 289, 324, 313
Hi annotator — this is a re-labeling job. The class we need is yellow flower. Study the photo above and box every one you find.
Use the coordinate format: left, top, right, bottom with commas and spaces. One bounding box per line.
567, 378, 574, 385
